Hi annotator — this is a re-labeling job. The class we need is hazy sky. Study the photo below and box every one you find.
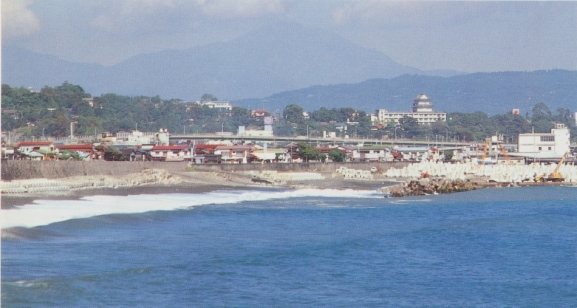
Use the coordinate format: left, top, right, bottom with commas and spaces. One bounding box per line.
4, 0, 577, 73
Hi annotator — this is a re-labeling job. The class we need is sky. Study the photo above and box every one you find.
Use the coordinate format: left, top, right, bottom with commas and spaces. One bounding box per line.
3, 0, 577, 73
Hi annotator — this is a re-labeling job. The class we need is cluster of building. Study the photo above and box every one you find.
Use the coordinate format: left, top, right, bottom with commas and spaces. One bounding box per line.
1, 129, 444, 164
3, 92, 575, 164
2, 124, 573, 165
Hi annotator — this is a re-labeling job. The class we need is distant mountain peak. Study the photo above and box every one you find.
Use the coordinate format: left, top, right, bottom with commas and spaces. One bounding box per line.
3, 22, 440, 100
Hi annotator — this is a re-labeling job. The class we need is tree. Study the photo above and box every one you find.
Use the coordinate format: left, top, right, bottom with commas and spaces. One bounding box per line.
311, 107, 335, 122
45, 114, 70, 137
339, 107, 357, 122
328, 149, 346, 162
201, 94, 218, 102
297, 142, 322, 162
273, 122, 294, 136
491, 113, 530, 142
1, 113, 17, 131
553, 108, 573, 126
531, 102, 552, 122
283, 104, 304, 123
398, 116, 423, 139
104, 146, 126, 161
356, 111, 372, 138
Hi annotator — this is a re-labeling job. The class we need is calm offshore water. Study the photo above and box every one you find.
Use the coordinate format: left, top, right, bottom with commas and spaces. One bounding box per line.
2, 187, 577, 307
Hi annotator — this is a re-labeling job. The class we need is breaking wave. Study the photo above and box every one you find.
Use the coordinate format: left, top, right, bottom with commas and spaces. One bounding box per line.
1, 189, 380, 229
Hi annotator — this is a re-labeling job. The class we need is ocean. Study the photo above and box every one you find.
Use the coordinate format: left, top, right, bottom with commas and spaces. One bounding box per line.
2, 186, 576, 307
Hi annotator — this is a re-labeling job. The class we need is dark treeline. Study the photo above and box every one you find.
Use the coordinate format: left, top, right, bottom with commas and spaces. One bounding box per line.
2, 82, 575, 143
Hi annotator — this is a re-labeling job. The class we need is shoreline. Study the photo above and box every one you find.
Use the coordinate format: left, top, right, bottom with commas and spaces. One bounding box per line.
1, 169, 397, 209
2, 168, 573, 209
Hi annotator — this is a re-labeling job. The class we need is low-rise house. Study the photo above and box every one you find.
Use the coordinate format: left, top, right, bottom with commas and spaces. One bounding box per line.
251, 148, 288, 163
191, 144, 222, 164
285, 143, 301, 161
2, 145, 15, 160
393, 147, 432, 161
251, 110, 268, 117
351, 148, 381, 162
149, 145, 189, 162
318, 146, 349, 162
15, 141, 57, 160
57, 144, 95, 160
214, 145, 252, 164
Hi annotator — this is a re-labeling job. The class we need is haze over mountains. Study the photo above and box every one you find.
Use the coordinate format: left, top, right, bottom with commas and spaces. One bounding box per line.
235, 70, 577, 115
3, 22, 576, 115
3, 22, 456, 100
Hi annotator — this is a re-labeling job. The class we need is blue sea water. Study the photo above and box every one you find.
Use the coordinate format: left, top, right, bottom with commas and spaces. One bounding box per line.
2, 186, 577, 307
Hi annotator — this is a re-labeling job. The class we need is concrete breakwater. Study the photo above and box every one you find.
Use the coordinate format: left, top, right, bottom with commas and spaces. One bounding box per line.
383, 179, 483, 197
384, 160, 577, 183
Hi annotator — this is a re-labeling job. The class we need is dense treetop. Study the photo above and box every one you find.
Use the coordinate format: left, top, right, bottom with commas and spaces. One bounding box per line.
2, 82, 575, 143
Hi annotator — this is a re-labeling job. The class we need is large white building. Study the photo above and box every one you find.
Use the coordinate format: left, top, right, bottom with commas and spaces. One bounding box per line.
517, 123, 570, 158
195, 101, 233, 111
375, 94, 447, 125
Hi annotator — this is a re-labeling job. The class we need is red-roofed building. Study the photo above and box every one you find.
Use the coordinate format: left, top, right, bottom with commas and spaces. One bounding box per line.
191, 144, 226, 164
251, 109, 268, 117
15, 141, 55, 153
194, 144, 221, 155
57, 144, 96, 160
15, 141, 57, 160
214, 145, 252, 163
149, 145, 189, 161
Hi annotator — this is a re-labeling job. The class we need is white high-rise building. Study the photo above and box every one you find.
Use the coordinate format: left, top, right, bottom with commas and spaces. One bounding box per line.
375, 94, 447, 125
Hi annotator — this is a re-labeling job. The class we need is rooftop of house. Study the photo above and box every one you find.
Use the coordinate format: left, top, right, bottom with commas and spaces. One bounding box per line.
16, 141, 53, 147
151, 145, 188, 151
57, 144, 94, 150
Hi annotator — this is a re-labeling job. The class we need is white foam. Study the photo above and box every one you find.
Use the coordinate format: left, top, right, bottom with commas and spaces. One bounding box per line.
1, 189, 379, 229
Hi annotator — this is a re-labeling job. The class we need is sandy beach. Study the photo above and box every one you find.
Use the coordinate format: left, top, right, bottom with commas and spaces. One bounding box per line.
1, 162, 575, 209
1, 169, 398, 209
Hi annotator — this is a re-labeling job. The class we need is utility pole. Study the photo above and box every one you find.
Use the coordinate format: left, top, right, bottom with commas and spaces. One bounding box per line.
70, 121, 77, 139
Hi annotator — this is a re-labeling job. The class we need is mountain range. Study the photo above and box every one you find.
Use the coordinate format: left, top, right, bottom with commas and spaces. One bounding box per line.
3, 22, 575, 116
235, 70, 577, 115
3, 22, 457, 101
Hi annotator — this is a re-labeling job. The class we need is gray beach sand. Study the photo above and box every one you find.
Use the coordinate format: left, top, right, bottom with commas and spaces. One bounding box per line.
1, 170, 397, 209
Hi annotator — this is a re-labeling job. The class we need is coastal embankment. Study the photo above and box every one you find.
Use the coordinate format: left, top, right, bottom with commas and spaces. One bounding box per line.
2, 160, 576, 207
0, 160, 409, 181
1, 161, 405, 207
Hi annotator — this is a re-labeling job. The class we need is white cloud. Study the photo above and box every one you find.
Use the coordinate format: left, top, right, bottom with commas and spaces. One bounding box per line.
196, 0, 285, 19
88, 0, 285, 32
332, 1, 481, 27
88, 0, 178, 32
2, 0, 41, 39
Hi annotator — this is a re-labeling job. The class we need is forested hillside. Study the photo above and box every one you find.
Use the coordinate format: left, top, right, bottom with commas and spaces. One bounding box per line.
2, 82, 575, 143
234, 70, 577, 115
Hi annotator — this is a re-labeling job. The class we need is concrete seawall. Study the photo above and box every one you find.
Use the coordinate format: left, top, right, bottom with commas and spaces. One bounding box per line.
192, 161, 410, 173
1, 161, 188, 181
1, 161, 410, 181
